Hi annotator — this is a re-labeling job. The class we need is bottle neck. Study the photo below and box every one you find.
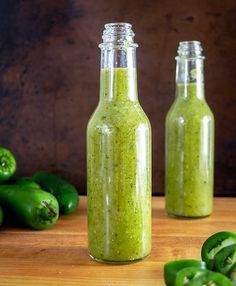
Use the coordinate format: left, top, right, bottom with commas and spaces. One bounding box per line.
99, 23, 138, 103
175, 41, 205, 100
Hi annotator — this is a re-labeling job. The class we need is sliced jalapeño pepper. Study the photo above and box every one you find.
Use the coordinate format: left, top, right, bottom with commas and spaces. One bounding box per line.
187, 270, 234, 286
164, 260, 206, 286
214, 244, 236, 275
174, 267, 207, 286
201, 232, 236, 269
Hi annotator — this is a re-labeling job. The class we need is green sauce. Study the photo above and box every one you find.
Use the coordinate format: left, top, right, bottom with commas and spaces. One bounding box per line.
87, 68, 152, 263
165, 83, 214, 217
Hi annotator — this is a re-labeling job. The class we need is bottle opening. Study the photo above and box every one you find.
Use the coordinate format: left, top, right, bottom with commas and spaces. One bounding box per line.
104, 23, 132, 29
99, 22, 138, 49
176, 41, 205, 60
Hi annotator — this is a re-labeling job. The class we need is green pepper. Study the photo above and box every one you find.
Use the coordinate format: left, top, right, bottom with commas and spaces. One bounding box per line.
0, 206, 3, 226
201, 232, 236, 269
175, 267, 234, 286
228, 262, 236, 284
214, 244, 236, 275
14, 177, 41, 189
174, 267, 209, 286
0, 147, 16, 183
164, 260, 207, 286
0, 185, 59, 229
33, 171, 79, 215
187, 270, 234, 286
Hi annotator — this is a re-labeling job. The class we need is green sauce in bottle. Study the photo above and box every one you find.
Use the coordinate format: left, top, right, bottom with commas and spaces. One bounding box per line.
87, 23, 152, 263
165, 41, 214, 218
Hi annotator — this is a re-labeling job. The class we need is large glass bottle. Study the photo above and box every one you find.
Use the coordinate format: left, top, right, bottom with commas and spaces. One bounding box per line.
87, 23, 152, 263
165, 41, 214, 218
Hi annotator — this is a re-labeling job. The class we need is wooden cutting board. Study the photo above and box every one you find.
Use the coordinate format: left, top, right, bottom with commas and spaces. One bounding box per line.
0, 196, 235, 286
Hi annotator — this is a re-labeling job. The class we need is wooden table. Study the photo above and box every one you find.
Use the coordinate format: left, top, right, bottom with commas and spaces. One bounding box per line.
0, 197, 235, 285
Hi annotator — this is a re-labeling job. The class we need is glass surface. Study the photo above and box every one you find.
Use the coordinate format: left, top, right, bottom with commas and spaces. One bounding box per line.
165, 41, 214, 218
87, 23, 152, 263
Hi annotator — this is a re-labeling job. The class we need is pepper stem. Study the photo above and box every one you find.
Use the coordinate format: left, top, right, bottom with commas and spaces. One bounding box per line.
41, 201, 57, 218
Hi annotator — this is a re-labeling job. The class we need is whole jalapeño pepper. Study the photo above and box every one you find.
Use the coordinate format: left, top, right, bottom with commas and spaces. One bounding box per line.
0, 185, 59, 229
33, 172, 79, 215
0, 147, 16, 183
15, 177, 41, 189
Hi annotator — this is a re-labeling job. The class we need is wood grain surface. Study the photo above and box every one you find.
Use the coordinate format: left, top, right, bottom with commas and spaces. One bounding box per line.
0, 196, 235, 285
0, 0, 235, 196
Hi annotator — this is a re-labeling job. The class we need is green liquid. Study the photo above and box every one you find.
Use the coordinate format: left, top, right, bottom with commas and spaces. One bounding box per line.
165, 83, 214, 217
87, 68, 152, 263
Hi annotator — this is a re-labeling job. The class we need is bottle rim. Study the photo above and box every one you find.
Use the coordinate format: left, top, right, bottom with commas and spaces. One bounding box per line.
99, 22, 138, 49
104, 23, 132, 29
176, 41, 205, 60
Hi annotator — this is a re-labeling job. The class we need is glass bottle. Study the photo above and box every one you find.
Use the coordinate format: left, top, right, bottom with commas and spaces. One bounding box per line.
87, 23, 152, 263
165, 41, 214, 218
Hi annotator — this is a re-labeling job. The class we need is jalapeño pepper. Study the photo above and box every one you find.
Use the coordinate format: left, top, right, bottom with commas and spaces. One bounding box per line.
174, 267, 207, 286
214, 244, 236, 275
175, 267, 234, 286
164, 260, 206, 286
187, 270, 234, 286
201, 232, 236, 269
228, 262, 236, 284
0, 185, 59, 229
15, 177, 41, 189
33, 171, 79, 215
0, 147, 16, 183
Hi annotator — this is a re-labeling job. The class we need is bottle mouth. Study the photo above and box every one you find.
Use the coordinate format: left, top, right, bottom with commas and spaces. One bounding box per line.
104, 23, 132, 30
99, 22, 138, 49
176, 41, 205, 60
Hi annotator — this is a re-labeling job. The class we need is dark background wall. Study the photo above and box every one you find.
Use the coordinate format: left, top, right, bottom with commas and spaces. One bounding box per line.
0, 0, 235, 195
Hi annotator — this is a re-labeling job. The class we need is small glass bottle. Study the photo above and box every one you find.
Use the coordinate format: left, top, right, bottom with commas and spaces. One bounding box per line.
87, 23, 152, 263
165, 41, 214, 218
